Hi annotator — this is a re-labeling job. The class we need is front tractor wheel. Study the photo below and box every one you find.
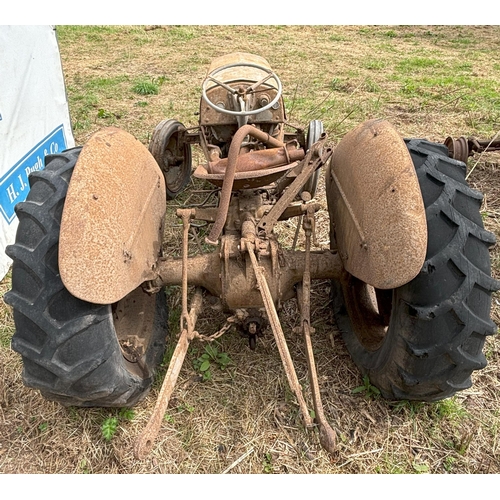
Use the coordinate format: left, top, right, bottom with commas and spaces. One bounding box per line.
4, 148, 168, 407
149, 119, 192, 200
301, 120, 324, 199
330, 139, 499, 401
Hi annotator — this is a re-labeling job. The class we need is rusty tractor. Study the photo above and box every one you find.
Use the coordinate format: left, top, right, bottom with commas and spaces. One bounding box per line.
5, 52, 499, 458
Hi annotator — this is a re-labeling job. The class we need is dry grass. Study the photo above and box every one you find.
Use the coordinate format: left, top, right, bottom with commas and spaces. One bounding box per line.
1, 25, 500, 475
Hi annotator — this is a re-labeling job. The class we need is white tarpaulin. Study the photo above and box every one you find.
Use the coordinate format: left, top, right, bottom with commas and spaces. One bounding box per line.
0, 25, 74, 280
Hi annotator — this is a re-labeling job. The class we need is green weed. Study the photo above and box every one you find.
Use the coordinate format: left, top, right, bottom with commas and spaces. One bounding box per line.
180, 402, 195, 413
0, 271, 14, 348
66, 87, 98, 131
430, 397, 468, 422
328, 34, 346, 42
119, 408, 135, 421
390, 400, 425, 418
193, 343, 233, 381
182, 427, 195, 448
262, 452, 274, 473
392, 397, 468, 424
412, 462, 430, 473
57, 25, 122, 42
455, 432, 474, 456
364, 79, 381, 93
443, 455, 456, 472
450, 36, 475, 47
101, 417, 118, 441
97, 108, 113, 119
101, 408, 135, 441
330, 78, 350, 93
358, 27, 372, 36
375, 454, 409, 474
352, 375, 381, 399
132, 80, 159, 96
454, 62, 473, 73
79, 459, 90, 474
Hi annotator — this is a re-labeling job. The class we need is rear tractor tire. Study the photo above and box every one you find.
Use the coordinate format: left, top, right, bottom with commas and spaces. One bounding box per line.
4, 148, 168, 407
330, 139, 499, 402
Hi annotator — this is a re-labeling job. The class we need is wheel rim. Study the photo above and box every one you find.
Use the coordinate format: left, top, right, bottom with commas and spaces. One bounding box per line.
113, 287, 158, 377
302, 120, 324, 197
341, 274, 393, 352
162, 133, 189, 194
149, 120, 192, 198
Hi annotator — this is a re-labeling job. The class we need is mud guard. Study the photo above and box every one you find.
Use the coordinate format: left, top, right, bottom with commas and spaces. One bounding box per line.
326, 119, 427, 289
59, 127, 166, 304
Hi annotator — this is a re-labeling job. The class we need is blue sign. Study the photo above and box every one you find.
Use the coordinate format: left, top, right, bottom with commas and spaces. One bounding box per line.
0, 125, 68, 224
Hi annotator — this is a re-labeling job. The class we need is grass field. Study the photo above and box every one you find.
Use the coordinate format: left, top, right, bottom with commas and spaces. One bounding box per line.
1, 25, 500, 474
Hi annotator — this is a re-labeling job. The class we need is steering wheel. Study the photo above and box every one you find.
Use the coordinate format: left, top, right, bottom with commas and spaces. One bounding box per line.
201, 62, 283, 117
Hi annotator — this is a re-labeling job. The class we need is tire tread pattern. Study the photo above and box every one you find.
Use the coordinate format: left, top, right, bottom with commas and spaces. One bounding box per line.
334, 139, 499, 402
4, 148, 167, 407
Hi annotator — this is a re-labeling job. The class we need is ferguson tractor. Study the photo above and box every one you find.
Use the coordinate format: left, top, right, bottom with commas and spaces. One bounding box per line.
5, 52, 499, 458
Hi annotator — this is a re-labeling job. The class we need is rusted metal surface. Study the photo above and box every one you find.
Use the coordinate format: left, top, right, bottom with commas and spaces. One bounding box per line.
134, 288, 204, 460
326, 119, 427, 290
296, 206, 336, 453
205, 53, 274, 87
204, 124, 287, 245
222, 235, 278, 310
153, 192, 342, 310
59, 127, 166, 304
74, 57, 437, 459
445, 135, 500, 163
194, 162, 294, 190
134, 189, 344, 457
154, 244, 342, 310
257, 136, 332, 237
200, 52, 285, 126
179, 209, 196, 334
246, 239, 313, 428
207, 145, 304, 174
114, 286, 158, 378
23, 50, 472, 460
156, 251, 222, 297
148, 119, 191, 198
444, 136, 470, 163
200, 86, 284, 126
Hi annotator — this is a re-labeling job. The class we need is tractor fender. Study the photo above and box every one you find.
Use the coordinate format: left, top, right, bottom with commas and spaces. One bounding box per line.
59, 127, 166, 304
326, 119, 427, 289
